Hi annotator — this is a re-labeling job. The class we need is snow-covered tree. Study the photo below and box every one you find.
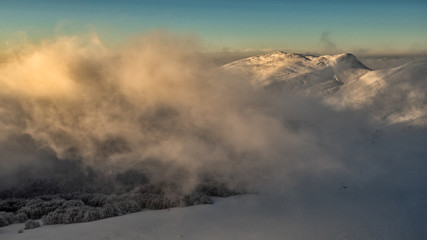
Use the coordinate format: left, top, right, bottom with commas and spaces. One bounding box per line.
24, 219, 41, 229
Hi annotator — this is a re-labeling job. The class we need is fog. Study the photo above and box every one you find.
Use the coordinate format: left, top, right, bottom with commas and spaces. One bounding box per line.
0, 32, 426, 237
0, 33, 342, 191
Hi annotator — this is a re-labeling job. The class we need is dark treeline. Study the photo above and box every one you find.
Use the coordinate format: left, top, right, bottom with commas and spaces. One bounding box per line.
0, 166, 240, 227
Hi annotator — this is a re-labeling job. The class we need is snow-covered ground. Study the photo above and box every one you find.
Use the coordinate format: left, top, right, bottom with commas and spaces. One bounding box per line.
2, 193, 424, 240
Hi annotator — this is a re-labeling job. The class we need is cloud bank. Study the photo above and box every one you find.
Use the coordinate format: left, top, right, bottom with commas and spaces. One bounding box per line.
0, 33, 352, 191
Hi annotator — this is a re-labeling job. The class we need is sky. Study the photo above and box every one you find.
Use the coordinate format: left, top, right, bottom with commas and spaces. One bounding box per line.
0, 0, 426, 55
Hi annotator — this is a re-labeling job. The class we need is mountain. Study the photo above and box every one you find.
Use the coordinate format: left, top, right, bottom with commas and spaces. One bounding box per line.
223, 52, 370, 95
224, 52, 427, 126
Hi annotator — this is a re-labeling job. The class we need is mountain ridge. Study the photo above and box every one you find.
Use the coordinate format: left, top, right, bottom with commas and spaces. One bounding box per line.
223, 52, 370, 88
223, 51, 427, 126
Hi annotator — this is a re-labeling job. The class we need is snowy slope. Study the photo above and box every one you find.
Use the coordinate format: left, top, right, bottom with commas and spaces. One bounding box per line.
225, 52, 427, 126
223, 51, 370, 95
1, 194, 424, 240
327, 60, 427, 124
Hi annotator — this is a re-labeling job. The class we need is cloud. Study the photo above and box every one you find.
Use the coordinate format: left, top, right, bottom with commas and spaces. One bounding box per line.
320, 31, 337, 53
0, 33, 338, 191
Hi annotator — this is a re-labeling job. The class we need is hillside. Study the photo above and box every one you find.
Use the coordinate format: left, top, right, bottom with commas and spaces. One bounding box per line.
224, 52, 427, 126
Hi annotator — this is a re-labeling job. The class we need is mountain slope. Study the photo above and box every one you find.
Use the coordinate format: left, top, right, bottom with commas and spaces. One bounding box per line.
2, 194, 424, 240
224, 52, 427, 126
223, 52, 370, 95
328, 60, 427, 125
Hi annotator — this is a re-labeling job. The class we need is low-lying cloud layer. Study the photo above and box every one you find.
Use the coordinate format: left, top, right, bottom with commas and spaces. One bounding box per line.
0, 33, 342, 190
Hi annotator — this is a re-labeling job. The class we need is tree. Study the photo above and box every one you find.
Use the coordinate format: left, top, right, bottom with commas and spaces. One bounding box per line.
24, 219, 41, 229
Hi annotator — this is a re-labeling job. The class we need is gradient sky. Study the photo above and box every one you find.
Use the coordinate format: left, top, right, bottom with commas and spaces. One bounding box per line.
0, 0, 426, 54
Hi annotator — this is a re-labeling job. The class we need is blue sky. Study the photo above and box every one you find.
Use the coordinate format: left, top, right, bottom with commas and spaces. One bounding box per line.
0, 0, 426, 54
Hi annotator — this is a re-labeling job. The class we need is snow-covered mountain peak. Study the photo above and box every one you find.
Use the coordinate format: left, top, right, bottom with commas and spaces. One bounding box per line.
223, 52, 370, 87
322, 53, 371, 70
224, 51, 312, 69
267, 51, 312, 60
224, 52, 369, 72
223, 52, 426, 126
